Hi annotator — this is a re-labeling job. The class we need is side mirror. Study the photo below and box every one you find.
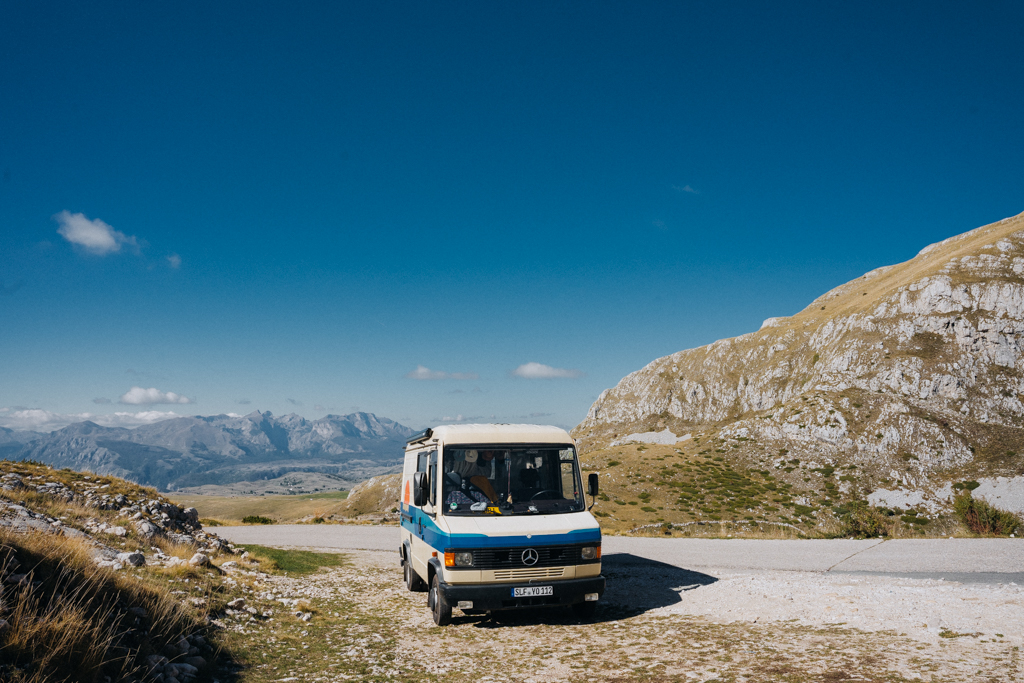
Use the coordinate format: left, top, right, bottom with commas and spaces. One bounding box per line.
412, 472, 428, 507
587, 473, 599, 497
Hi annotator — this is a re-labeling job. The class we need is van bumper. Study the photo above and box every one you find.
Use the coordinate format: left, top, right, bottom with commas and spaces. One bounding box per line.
438, 575, 606, 611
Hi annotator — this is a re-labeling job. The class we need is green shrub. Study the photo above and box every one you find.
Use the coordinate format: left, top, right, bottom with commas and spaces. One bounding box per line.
606, 461, 620, 467
241, 515, 276, 525
641, 506, 657, 513
952, 480, 980, 491
835, 500, 891, 538
953, 491, 1021, 536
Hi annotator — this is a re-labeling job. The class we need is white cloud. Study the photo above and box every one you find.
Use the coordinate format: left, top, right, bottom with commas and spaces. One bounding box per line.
167, 253, 182, 268
0, 407, 180, 432
405, 365, 479, 381
672, 184, 699, 194
119, 386, 192, 405
54, 211, 138, 255
512, 362, 583, 379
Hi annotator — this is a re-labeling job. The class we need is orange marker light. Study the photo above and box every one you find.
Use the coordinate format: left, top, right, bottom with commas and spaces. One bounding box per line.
596, 546, 602, 559
444, 551, 455, 567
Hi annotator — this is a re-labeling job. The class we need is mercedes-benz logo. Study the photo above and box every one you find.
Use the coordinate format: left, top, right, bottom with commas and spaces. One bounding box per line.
521, 548, 539, 566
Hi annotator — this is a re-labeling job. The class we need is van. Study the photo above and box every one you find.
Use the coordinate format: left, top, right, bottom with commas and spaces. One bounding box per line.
398, 424, 604, 625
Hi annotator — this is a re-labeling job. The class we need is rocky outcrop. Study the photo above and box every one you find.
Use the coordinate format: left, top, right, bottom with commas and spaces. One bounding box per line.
575, 211, 1024, 501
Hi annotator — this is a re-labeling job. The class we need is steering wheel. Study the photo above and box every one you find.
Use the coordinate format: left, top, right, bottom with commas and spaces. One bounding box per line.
530, 489, 561, 501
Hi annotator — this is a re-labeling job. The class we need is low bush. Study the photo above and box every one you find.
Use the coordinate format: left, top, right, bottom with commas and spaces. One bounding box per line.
835, 500, 891, 538
241, 515, 276, 525
952, 491, 1021, 536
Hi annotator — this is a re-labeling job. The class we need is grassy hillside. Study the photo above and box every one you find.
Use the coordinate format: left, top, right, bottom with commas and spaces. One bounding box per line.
0, 460, 374, 682
582, 434, 1020, 537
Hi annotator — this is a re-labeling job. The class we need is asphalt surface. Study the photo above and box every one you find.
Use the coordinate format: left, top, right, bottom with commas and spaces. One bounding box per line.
214, 525, 1024, 584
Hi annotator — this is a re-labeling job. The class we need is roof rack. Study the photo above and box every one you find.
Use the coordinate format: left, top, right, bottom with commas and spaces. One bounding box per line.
406, 428, 433, 445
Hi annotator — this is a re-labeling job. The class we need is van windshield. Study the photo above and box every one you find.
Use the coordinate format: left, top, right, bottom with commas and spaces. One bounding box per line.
442, 445, 584, 515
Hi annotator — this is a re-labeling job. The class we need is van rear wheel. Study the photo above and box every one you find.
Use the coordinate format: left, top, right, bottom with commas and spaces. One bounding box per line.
404, 558, 426, 592
430, 574, 452, 626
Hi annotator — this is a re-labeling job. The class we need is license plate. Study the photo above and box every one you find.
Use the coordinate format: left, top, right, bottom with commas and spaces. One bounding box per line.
513, 585, 553, 597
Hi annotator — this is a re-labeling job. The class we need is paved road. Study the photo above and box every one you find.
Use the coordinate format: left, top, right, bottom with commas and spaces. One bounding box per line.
214, 525, 1024, 584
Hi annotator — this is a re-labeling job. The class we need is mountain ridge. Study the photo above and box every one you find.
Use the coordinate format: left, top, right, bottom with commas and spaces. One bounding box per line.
573, 211, 1024, 515
4, 411, 415, 492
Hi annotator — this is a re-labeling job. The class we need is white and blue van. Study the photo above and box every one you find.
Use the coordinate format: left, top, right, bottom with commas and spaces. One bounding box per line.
398, 424, 604, 625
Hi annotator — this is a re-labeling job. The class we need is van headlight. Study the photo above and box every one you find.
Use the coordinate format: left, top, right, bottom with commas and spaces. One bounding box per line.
581, 546, 598, 560
454, 551, 474, 567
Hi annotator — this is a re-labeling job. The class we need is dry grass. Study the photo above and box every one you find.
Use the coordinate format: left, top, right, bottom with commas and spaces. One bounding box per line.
169, 490, 348, 525
0, 528, 202, 682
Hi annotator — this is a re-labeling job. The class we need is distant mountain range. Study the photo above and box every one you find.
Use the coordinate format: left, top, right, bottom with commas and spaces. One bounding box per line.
0, 411, 415, 491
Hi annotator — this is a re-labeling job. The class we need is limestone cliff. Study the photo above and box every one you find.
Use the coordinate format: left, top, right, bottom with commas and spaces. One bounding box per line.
575, 211, 1024, 499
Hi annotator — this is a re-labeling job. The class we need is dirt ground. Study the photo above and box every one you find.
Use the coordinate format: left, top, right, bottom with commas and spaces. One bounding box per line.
217, 548, 1022, 682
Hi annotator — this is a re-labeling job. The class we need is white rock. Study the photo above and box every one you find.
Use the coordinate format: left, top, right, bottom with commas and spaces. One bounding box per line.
116, 551, 145, 567
188, 553, 210, 567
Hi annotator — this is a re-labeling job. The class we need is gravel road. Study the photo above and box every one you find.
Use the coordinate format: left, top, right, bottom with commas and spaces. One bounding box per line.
216, 524, 1024, 646
214, 524, 1024, 581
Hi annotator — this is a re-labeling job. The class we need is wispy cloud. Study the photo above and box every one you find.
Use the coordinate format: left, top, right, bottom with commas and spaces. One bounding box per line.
672, 184, 699, 194
511, 362, 583, 379
0, 407, 180, 432
119, 386, 192, 405
92, 397, 111, 404
314, 404, 324, 411
405, 365, 479, 381
54, 211, 139, 255
167, 253, 182, 268
431, 414, 485, 424
237, 398, 251, 405
287, 398, 304, 407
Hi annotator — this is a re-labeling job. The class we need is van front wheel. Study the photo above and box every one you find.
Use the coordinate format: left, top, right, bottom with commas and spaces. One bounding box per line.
429, 574, 452, 626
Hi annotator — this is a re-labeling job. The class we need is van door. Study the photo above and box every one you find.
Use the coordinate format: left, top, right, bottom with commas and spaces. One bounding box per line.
410, 449, 437, 580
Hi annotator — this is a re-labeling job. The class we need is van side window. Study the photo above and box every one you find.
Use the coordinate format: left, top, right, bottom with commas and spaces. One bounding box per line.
428, 451, 437, 507
417, 451, 428, 473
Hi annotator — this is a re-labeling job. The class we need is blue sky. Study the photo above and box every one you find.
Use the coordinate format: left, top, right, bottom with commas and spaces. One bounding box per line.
2, 2, 1023, 432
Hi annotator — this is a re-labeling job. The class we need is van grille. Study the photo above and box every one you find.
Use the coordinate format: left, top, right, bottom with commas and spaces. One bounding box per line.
459, 544, 591, 569
492, 567, 565, 581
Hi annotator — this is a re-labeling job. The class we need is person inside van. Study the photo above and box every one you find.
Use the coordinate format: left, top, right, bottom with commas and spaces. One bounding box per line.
449, 449, 500, 504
